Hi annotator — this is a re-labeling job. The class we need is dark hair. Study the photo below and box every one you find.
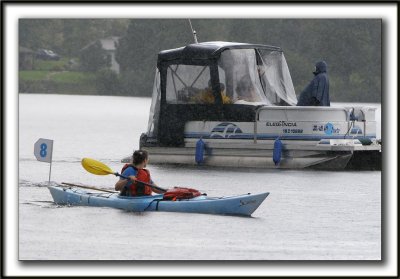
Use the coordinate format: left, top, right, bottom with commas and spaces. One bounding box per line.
132, 149, 148, 165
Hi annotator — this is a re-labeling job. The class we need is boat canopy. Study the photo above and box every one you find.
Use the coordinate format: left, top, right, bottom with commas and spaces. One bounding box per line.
146, 41, 298, 142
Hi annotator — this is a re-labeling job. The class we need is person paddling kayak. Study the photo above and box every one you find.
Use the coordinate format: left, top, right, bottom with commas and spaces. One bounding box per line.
115, 150, 163, 196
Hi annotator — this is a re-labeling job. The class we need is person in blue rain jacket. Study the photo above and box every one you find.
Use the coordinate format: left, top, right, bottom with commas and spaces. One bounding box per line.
297, 61, 330, 106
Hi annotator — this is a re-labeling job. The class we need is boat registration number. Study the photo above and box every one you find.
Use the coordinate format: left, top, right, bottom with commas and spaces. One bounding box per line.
283, 129, 303, 134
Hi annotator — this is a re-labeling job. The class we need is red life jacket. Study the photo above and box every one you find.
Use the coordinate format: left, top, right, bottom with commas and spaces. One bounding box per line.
121, 164, 152, 196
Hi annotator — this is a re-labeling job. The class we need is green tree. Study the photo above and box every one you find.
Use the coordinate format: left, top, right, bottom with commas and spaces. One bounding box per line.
95, 68, 120, 95
19, 19, 64, 52
19, 19, 129, 58
116, 19, 193, 96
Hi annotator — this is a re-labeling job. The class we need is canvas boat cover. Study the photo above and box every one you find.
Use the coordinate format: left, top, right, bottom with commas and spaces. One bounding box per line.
147, 41, 297, 137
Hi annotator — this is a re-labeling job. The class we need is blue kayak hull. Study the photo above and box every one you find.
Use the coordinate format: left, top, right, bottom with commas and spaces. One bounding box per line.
48, 185, 269, 216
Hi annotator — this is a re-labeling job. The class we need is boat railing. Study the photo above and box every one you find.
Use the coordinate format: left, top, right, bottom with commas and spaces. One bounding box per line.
361, 109, 366, 138
349, 106, 378, 138
359, 107, 373, 138
253, 106, 352, 143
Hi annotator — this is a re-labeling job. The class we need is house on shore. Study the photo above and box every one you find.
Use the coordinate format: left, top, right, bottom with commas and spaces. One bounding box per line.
81, 36, 120, 74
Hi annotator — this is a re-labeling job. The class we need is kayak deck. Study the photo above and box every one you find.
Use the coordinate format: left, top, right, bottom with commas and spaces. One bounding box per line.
48, 185, 269, 217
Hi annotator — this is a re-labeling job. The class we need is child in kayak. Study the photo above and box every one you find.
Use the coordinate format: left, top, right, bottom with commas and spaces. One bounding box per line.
114, 150, 163, 196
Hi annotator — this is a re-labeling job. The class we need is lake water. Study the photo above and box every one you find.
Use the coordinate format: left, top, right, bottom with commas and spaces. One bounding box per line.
17, 94, 381, 271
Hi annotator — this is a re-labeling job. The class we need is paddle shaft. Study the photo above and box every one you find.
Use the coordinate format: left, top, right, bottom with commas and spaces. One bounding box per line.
61, 182, 118, 193
116, 173, 167, 193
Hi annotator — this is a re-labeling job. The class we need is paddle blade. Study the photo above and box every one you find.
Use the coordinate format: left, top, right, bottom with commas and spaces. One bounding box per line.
81, 158, 115, 176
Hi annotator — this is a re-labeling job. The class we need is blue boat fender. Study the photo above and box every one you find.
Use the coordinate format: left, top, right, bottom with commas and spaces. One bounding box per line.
273, 138, 282, 166
195, 138, 206, 164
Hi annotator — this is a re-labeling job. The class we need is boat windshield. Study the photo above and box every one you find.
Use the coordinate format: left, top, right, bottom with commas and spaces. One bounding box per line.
165, 64, 211, 104
218, 48, 297, 106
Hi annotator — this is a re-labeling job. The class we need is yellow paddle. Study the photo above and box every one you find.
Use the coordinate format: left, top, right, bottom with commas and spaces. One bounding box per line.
81, 158, 167, 193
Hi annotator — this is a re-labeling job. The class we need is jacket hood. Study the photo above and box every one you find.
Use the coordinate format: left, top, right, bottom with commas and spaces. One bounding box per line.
313, 60, 327, 75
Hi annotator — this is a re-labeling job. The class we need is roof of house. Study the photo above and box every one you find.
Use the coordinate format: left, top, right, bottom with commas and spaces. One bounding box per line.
99, 36, 120, 51
81, 36, 120, 52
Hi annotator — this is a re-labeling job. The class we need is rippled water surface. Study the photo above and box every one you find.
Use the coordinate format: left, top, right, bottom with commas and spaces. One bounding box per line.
18, 94, 381, 260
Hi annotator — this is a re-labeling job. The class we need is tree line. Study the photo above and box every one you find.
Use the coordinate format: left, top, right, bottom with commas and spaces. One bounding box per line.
20, 18, 381, 102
